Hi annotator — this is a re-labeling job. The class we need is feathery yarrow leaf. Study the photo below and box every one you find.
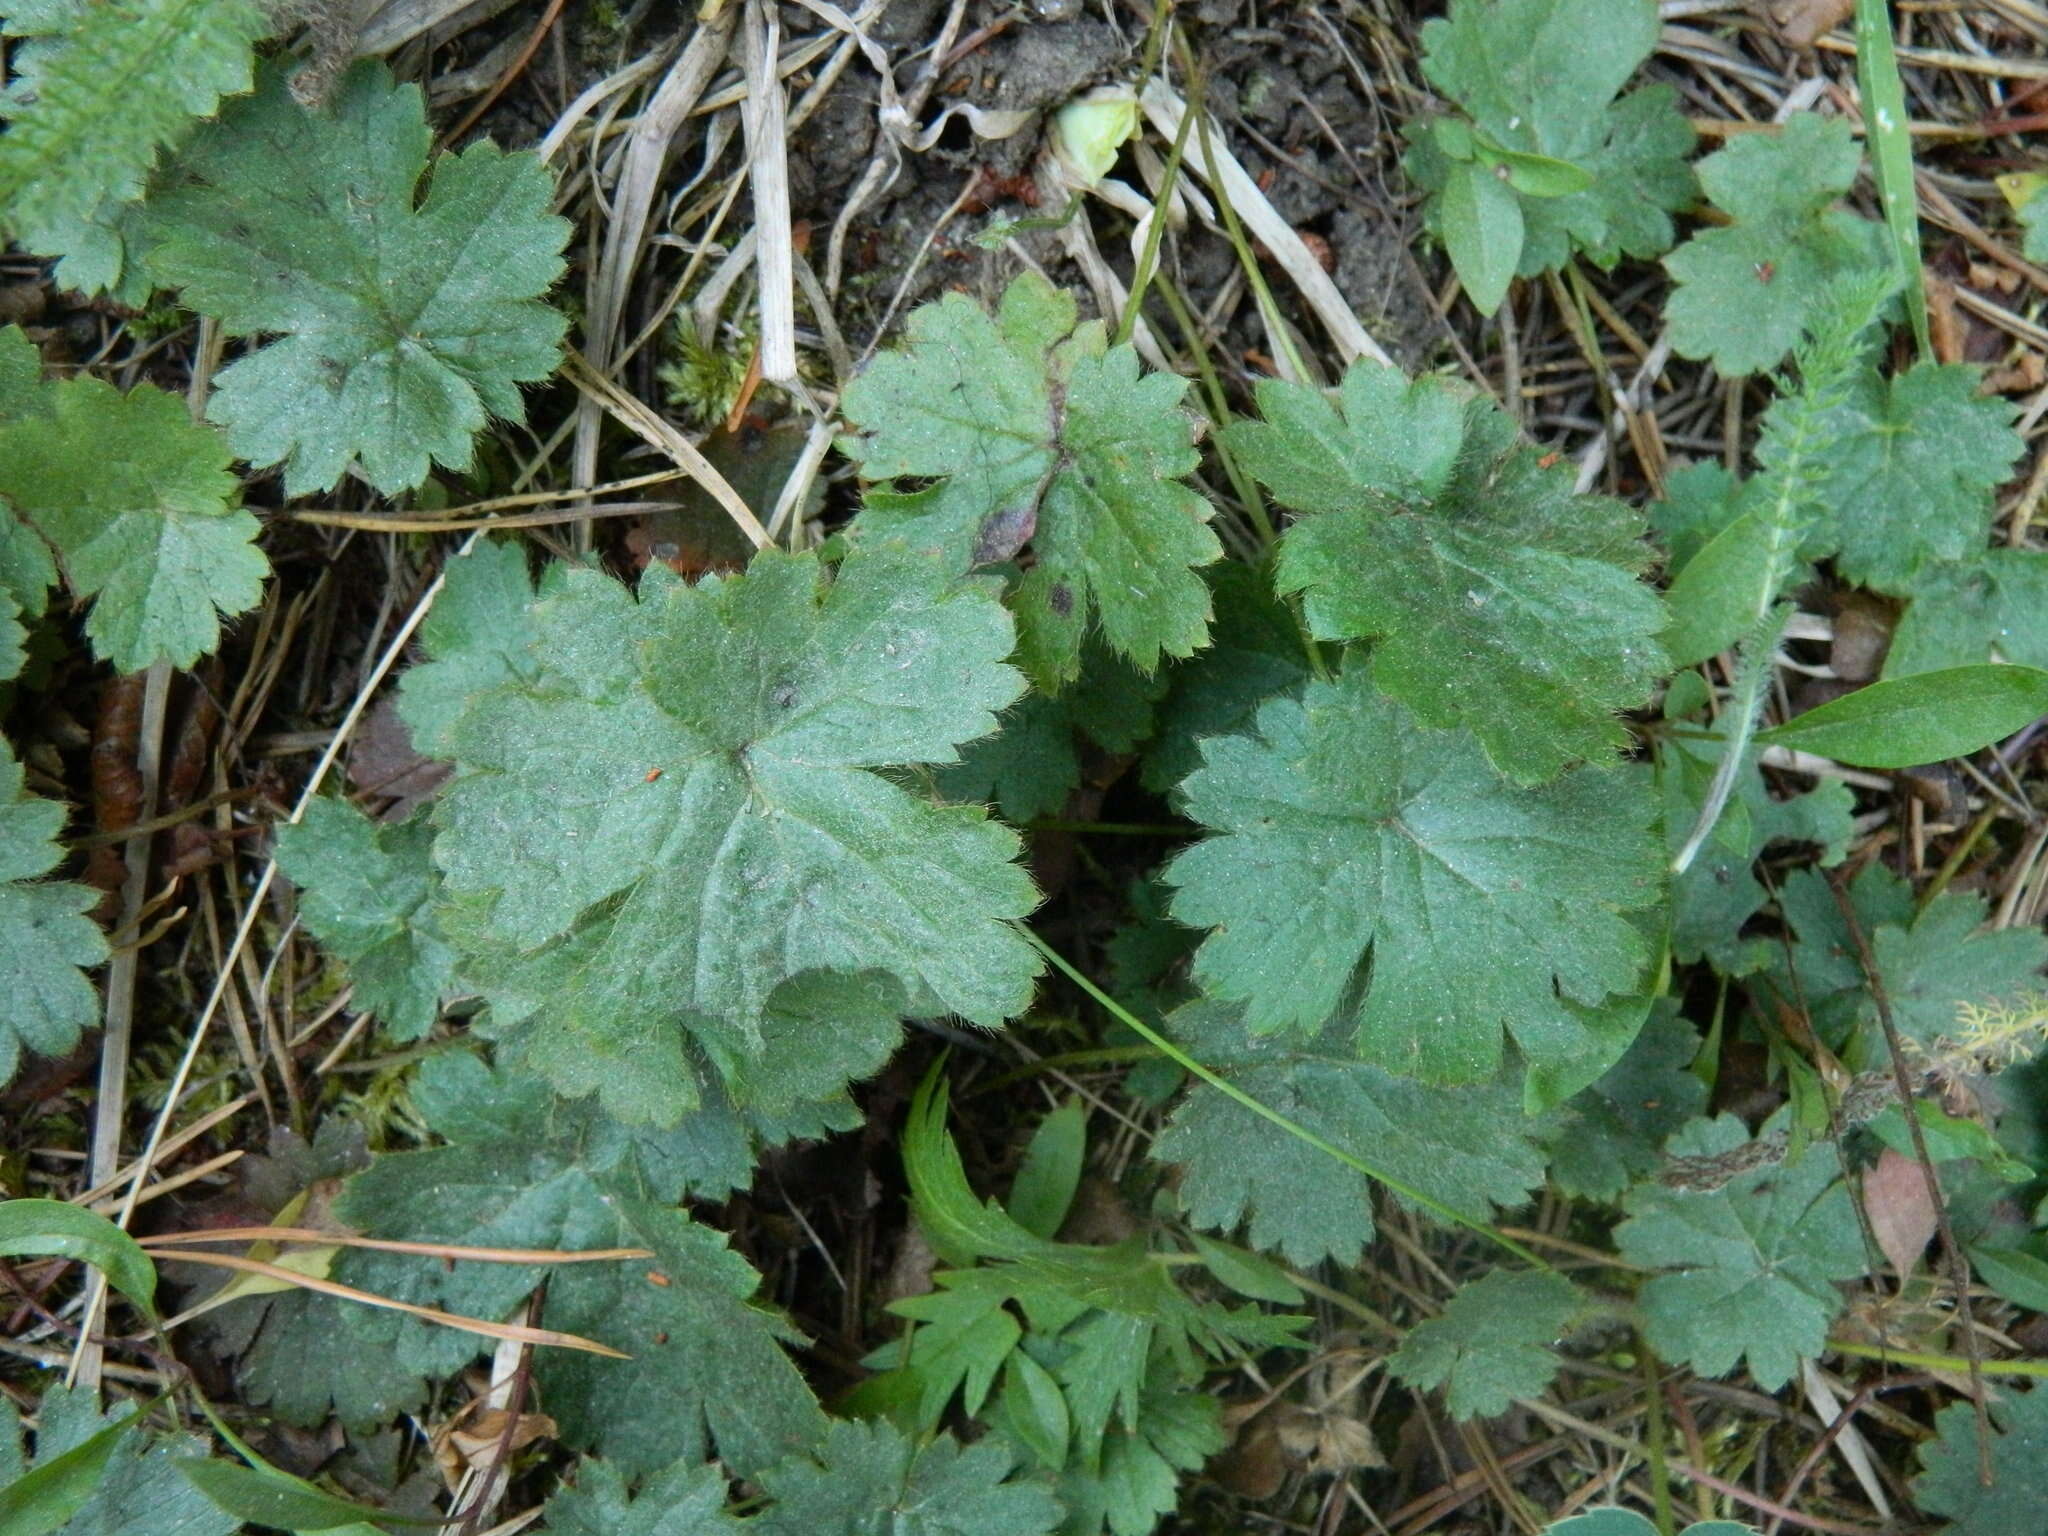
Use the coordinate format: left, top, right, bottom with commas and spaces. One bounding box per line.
0, 0, 272, 268
145, 62, 569, 495
1231, 364, 1668, 783
840, 272, 1220, 690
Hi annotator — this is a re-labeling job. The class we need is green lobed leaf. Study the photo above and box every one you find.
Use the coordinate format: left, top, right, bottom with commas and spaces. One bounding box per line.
1389, 1269, 1580, 1420
1657, 731, 1853, 975
1616, 1115, 1868, 1389
840, 272, 1220, 689
1141, 560, 1310, 795
1887, 550, 2048, 677
750, 1420, 1061, 1536
0, 736, 108, 1091
0, 335, 264, 673
1038, 1382, 1221, 1536
542, 1456, 741, 1535
331, 1053, 827, 1476
1812, 362, 2021, 594
1664, 115, 1889, 375
145, 62, 569, 495
274, 800, 455, 1041
1544, 1005, 1708, 1202
1546, 1513, 1757, 1536
1151, 999, 1550, 1268
1406, 0, 1693, 280
1754, 665, 2048, 768
1234, 363, 1668, 783
934, 693, 1081, 825
395, 536, 542, 756
1164, 664, 1664, 1089
428, 547, 1038, 1122
1913, 1386, 2048, 1536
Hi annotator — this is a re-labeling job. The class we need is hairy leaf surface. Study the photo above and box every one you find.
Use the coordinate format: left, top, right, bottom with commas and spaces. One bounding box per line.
544, 1457, 740, 1535
1389, 1270, 1580, 1420
1664, 115, 1888, 375
1813, 362, 2021, 594
2, 1384, 235, 1536
841, 273, 1218, 689
334, 1054, 826, 1475
1913, 1386, 2048, 1536
275, 799, 454, 1040
0, 327, 264, 672
1164, 666, 1663, 1086
0, 737, 107, 1089
0, 0, 270, 266
1233, 365, 1667, 781
1617, 1115, 1866, 1389
1408, 0, 1693, 274
1888, 550, 2048, 677
751, 1420, 1060, 1536
1151, 1000, 1549, 1267
146, 63, 568, 495
429, 548, 1038, 1121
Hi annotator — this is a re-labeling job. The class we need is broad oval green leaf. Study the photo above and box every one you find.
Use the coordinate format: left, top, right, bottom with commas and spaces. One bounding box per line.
1440, 160, 1524, 316
175, 1456, 440, 1531
1661, 505, 1772, 667
1475, 141, 1595, 199
998, 1350, 1071, 1468
0, 1197, 156, 1317
1754, 664, 2048, 768
1007, 1100, 1087, 1241
1968, 1240, 2048, 1314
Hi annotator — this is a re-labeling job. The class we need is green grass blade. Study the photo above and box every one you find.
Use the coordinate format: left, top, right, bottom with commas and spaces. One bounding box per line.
1855, 0, 1930, 359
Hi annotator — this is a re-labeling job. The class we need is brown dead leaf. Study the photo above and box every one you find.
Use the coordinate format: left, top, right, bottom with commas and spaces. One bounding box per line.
1863, 1146, 1937, 1277
431, 1403, 557, 1491
1770, 0, 1852, 47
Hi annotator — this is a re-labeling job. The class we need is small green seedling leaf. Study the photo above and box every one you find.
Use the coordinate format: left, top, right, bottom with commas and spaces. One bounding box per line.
1664, 114, 1888, 375
1754, 665, 2048, 768
1440, 160, 1524, 315
749, 1420, 1060, 1536
1008, 1101, 1087, 1241
1406, 0, 1694, 285
275, 800, 454, 1042
0, 737, 108, 1092
543, 1457, 742, 1536
0, 328, 265, 673
841, 272, 1218, 689
145, 62, 569, 495
1390, 1270, 1580, 1420
0, 1198, 156, 1318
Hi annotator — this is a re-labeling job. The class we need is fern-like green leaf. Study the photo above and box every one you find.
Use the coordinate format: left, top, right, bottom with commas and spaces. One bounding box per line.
0, 0, 272, 273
